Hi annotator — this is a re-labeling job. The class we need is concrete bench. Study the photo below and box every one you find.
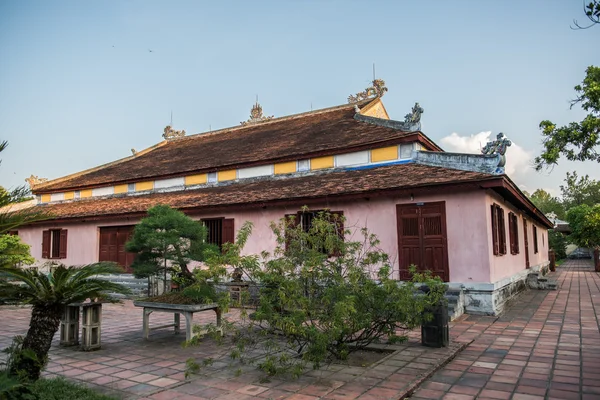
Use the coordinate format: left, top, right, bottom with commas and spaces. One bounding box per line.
133, 301, 221, 341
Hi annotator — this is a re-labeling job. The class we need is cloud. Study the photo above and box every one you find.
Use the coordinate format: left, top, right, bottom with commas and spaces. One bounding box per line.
439, 131, 534, 178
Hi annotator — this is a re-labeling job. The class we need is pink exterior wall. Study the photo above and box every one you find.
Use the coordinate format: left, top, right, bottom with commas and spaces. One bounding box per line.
17, 188, 545, 285
17, 190, 496, 283
485, 190, 549, 283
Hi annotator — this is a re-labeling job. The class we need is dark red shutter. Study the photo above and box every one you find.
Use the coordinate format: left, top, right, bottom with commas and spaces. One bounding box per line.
284, 213, 297, 251
222, 219, 235, 244
331, 211, 344, 257
59, 229, 68, 259
498, 208, 506, 255
491, 205, 499, 256
42, 230, 50, 258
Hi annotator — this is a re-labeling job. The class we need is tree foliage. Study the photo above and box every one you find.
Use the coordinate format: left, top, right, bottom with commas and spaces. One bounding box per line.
535, 66, 600, 170
566, 204, 600, 249
528, 189, 566, 220
560, 171, 600, 210
0, 235, 35, 268
0, 263, 131, 381
125, 205, 216, 293
0, 141, 49, 232
548, 229, 568, 260
572, 1, 600, 29
188, 210, 447, 378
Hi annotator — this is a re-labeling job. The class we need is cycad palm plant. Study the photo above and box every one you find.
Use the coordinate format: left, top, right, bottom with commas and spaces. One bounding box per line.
0, 263, 131, 381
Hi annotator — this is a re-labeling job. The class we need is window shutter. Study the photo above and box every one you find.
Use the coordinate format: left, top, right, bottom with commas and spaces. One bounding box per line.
331, 211, 344, 257
508, 213, 519, 254
284, 213, 298, 251
498, 208, 506, 255
332, 211, 344, 241
491, 205, 499, 256
59, 229, 68, 259
42, 230, 51, 259
222, 219, 235, 245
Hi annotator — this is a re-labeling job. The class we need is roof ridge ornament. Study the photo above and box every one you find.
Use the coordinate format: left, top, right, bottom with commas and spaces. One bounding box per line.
241, 99, 273, 126
25, 175, 48, 188
400, 102, 424, 131
348, 79, 388, 104
481, 132, 512, 168
163, 125, 186, 141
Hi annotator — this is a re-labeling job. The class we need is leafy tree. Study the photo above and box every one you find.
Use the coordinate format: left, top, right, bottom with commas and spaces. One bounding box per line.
528, 189, 566, 220
0, 263, 131, 381
548, 229, 568, 260
0, 235, 35, 268
125, 205, 215, 293
534, 66, 600, 170
572, 1, 600, 29
560, 171, 600, 210
566, 204, 600, 249
0, 141, 49, 232
189, 210, 446, 378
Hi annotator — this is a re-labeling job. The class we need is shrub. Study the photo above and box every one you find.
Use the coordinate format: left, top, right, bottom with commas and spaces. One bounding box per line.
188, 209, 446, 378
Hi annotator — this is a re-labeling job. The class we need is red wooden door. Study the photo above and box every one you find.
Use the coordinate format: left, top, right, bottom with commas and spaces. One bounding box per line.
523, 219, 530, 268
396, 202, 449, 282
99, 226, 135, 272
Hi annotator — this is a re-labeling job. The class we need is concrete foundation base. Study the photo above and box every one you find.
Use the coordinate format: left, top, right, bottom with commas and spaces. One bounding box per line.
450, 261, 550, 316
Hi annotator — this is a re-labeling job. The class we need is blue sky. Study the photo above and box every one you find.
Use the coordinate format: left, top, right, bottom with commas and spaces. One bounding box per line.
0, 0, 598, 196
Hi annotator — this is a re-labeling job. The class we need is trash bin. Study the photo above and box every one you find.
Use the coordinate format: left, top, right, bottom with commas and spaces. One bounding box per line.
420, 285, 449, 348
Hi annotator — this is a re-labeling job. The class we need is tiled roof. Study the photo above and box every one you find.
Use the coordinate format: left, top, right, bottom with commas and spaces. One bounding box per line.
35, 99, 437, 193
35, 163, 495, 221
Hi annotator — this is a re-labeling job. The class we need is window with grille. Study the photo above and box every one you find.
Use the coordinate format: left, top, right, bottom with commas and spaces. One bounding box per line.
491, 204, 507, 256
508, 212, 519, 255
533, 226, 539, 254
284, 210, 344, 255
201, 218, 234, 249
42, 229, 68, 259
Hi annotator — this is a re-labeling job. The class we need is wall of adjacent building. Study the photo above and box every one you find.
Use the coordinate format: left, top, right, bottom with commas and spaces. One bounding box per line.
485, 190, 549, 284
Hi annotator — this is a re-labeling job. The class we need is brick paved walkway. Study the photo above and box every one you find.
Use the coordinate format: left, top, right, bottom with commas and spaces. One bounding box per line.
1, 259, 598, 399
411, 258, 600, 400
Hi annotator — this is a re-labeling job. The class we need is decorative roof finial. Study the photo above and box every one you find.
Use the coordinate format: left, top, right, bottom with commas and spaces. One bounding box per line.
25, 175, 48, 188
348, 79, 388, 104
162, 125, 186, 141
241, 97, 274, 126
482, 132, 512, 167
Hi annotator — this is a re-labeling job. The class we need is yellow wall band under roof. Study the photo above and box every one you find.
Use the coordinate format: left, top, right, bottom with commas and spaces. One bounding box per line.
310, 156, 334, 170
274, 161, 296, 175
218, 170, 236, 181
371, 146, 398, 162
185, 174, 207, 186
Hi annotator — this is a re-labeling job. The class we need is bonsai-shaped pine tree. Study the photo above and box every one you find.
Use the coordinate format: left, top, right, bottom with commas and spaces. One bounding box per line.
125, 205, 216, 294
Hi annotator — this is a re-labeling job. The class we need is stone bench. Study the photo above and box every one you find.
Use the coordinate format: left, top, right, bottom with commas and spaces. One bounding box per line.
133, 301, 221, 341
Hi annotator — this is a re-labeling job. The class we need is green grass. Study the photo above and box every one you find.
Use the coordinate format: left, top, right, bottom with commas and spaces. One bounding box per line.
556, 259, 565, 266
30, 377, 119, 400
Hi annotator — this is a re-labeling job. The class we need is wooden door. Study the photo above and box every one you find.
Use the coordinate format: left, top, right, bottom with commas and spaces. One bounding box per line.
523, 219, 530, 268
99, 226, 135, 272
397, 202, 449, 282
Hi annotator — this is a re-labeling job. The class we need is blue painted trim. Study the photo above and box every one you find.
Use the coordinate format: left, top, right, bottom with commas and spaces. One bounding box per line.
344, 159, 413, 171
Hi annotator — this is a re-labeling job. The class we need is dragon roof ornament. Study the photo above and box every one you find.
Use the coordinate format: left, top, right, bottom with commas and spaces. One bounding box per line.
482, 132, 512, 168
162, 125, 186, 141
241, 100, 273, 126
25, 175, 48, 188
348, 79, 388, 103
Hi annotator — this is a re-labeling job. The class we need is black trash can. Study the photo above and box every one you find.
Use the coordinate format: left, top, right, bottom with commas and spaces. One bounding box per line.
420, 286, 449, 348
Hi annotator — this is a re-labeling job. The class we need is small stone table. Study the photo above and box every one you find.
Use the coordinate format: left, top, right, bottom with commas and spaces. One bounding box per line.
133, 301, 221, 341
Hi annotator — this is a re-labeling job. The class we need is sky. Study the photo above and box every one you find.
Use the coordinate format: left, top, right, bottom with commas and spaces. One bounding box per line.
0, 0, 598, 197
